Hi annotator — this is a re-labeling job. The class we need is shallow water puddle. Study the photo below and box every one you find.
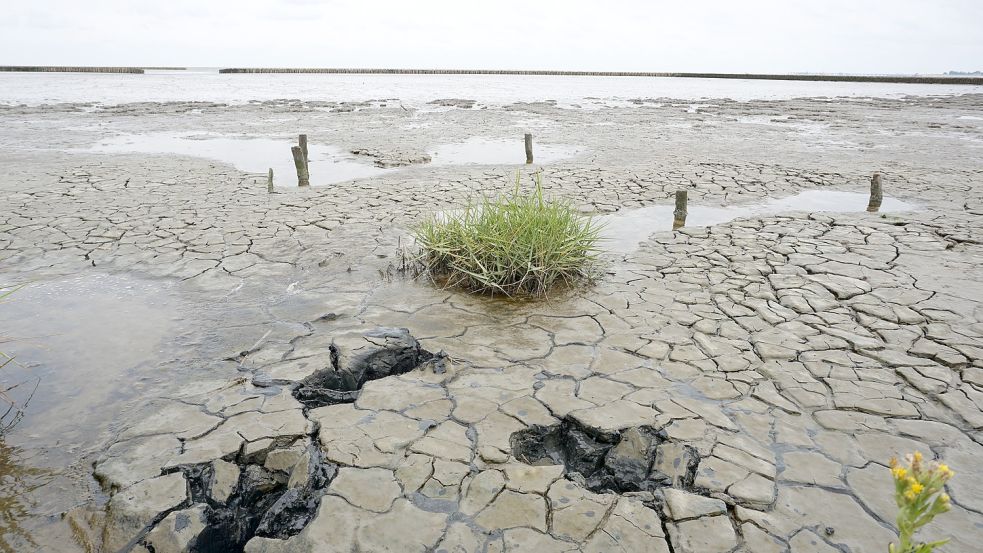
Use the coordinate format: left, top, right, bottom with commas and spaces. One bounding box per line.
0, 273, 182, 550
87, 134, 583, 185
87, 133, 390, 186
600, 190, 916, 254
0, 274, 180, 440
429, 137, 581, 166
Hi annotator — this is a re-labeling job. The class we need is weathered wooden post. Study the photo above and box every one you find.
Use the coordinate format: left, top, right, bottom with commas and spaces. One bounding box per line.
673, 190, 688, 230
298, 134, 309, 171
291, 146, 310, 187
866, 172, 882, 212
524, 133, 533, 164
267, 168, 274, 193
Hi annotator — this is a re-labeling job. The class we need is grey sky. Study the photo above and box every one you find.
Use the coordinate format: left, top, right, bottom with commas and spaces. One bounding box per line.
2, 0, 981, 73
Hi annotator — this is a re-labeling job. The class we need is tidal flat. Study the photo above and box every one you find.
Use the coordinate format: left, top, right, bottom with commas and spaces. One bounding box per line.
1, 77, 982, 552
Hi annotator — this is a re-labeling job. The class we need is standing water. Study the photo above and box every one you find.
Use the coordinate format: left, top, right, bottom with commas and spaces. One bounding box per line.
599, 190, 916, 253
0, 274, 183, 551
2, 70, 982, 107
87, 133, 391, 186
84, 133, 584, 186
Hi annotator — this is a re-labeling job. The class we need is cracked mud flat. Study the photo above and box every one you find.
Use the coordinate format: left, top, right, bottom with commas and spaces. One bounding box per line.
1, 87, 983, 552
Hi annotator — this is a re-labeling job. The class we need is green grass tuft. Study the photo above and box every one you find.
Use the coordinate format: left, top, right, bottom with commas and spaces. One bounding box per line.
415, 173, 601, 297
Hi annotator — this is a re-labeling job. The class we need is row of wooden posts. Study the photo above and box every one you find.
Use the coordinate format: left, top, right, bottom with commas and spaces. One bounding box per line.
270, 135, 885, 231
271, 133, 535, 190
671, 172, 884, 230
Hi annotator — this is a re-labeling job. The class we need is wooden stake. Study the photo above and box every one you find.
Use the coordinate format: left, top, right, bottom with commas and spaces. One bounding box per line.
267, 168, 274, 193
291, 146, 310, 187
866, 172, 882, 212
673, 190, 688, 230
299, 134, 309, 170
524, 133, 533, 164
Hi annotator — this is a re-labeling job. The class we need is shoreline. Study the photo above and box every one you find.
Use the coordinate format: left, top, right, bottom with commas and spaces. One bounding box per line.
217, 67, 983, 85
3, 66, 981, 85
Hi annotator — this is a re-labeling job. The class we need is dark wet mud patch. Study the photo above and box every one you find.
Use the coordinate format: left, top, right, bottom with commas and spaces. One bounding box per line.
349, 147, 431, 168
164, 443, 336, 553
291, 327, 444, 409
510, 419, 699, 494
427, 98, 477, 109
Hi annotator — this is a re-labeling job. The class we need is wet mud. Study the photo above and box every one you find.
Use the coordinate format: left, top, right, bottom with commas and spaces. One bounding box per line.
511, 419, 699, 495
292, 327, 444, 409
184, 444, 336, 553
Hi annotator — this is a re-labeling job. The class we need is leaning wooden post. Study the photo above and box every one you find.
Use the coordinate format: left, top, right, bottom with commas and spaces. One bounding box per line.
298, 134, 309, 171
524, 133, 533, 164
267, 168, 274, 193
291, 146, 310, 187
866, 172, 882, 212
673, 190, 688, 230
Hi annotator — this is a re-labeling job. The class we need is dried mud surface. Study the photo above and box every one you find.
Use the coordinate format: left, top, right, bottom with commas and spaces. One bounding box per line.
1, 93, 982, 552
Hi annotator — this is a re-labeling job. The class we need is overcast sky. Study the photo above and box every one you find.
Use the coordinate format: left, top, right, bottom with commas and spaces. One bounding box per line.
2, 1, 981, 74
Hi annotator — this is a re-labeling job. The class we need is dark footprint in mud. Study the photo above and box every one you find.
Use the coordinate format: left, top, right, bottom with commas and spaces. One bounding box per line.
146, 328, 446, 553
510, 418, 699, 495
168, 442, 336, 553
291, 327, 445, 409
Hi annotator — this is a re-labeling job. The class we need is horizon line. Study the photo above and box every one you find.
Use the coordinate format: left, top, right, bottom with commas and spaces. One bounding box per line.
2, 66, 983, 84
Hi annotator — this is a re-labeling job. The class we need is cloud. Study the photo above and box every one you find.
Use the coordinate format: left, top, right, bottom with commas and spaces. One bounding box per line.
0, 0, 980, 73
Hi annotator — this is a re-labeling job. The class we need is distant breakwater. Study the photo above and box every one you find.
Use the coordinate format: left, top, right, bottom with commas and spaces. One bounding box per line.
0, 66, 145, 74
217, 68, 983, 85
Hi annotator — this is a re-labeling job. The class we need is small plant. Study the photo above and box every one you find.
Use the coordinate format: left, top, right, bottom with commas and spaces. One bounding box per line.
888, 452, 954, 553
1, 285, 35, 436
415, 173, 601, 297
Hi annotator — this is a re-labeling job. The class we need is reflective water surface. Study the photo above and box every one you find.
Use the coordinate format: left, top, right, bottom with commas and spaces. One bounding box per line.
87, 133, 390, 186
599, 190, 916, 253
3, 70, 981, 108
84, 133, 584, 185
429, 137, 581, 166
0, 274, 183, 552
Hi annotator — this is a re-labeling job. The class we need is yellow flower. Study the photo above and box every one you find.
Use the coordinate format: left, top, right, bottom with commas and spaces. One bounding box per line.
889, 452, 954, 553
